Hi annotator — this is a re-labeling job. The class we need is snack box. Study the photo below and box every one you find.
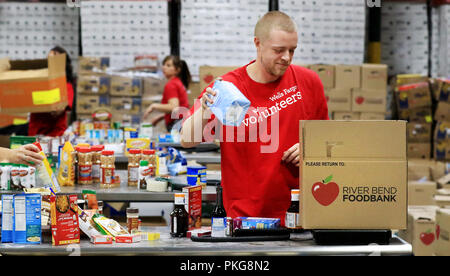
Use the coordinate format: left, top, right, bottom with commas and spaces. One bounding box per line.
232, 217, 280, 230
115, 234, 141, 243
90, 235, 113, 245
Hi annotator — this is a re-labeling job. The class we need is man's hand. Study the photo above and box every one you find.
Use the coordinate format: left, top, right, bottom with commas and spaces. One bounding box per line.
282, 143, 300, 167
8, 144, 44, 166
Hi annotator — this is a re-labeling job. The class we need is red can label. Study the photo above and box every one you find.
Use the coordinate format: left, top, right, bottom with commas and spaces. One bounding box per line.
78, 165, 92, 181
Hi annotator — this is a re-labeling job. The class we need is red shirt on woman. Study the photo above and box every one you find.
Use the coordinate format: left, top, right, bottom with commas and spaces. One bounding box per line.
161, 76, 190, 127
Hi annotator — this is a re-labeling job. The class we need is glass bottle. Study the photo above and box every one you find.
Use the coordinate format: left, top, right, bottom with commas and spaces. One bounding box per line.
285, 189, 303, 232
170, 193, 189, 238
211, 184, 227, 237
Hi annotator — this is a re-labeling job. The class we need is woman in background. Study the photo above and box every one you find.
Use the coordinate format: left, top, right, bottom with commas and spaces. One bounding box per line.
28, 46, 75, 137
143, 55, 191, 132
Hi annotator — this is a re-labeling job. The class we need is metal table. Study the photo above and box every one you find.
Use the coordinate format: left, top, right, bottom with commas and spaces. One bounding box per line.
115, 152, 221, 164
0, 226, 412, 256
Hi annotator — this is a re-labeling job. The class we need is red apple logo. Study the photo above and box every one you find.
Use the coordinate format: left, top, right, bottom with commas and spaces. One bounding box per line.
355, 96, 365, 105
420, 230, 435, 246
312, 175, 339, 206
436, 225, 440, 240
203, 74, 214, 85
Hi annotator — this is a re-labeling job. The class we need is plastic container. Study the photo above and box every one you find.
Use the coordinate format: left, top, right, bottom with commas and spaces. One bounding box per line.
100, 151, 115, 187
91, 145, 105, 184
77, 147, 93, 185
128, 149, 142, 187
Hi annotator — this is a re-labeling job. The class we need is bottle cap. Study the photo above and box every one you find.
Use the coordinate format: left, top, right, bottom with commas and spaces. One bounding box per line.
101, 150, 114, 156
77, 146, 91, 153
129, 149, 142, 154
140, 160, 149, 166
92, 145, 105, 152
143, 149, 156, 155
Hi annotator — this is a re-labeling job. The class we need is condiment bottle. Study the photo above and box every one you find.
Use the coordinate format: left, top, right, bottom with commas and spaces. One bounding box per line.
211, 185, 227, 238
91, 145, 104, 184
77, 146, 93, 185
285, 189, 303, 232
141, 149, 156, 176
128, 149, 142, 187
170, 193, 189, 238
97, 201, 104, 214
100, 150, 115, 187
139, 160, 150, 190
126, 207, 140, 234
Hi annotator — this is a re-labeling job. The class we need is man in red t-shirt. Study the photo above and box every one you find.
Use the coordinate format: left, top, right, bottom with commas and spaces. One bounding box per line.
181, 11, 329, 225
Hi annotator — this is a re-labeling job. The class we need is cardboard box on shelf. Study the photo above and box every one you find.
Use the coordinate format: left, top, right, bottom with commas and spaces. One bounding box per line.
437, 175, 450, 189
435, 102, 450, 122
407, 122, 432, 143
110, 96, 142, 115
78, 57, 110, 74
299, 120, 407, 230
435, 140, 450, 161
187, 81, 201, 108
434, 208, 450, 256
396, 75, 428, 87
408, 143, 431, 159
398, 206, 439, 256
324, 88, 351, 112
430, 78, 449, 102
76, 74, 111, 95
408, 159, 435, 181
76, 94, 110, 114
408, 181, 437, 206
142, 76, 166, 98
0, 112, 28, 128
334, 65, 361, 89
398, 106, 433, 123
351, 89, 387, 113
332, 112, 361, 120
199, 66, 238, 91
434, 121, 450, 142
361, 64, 388, 90
310, 64, 335, 89
359, 112, 385, 120
0, 54, 68, 114
110, 75, 142, 97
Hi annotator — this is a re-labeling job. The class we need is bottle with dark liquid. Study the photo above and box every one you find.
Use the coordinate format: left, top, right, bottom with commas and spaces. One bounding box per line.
170, 193, 189, 238
285, 189, 303, 232
211, 184, 227, 237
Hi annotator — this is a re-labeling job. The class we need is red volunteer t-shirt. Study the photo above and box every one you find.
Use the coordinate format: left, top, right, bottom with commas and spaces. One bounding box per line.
162, 76, 190, 127
187, 61, 329, 225
28, 82, 74, 137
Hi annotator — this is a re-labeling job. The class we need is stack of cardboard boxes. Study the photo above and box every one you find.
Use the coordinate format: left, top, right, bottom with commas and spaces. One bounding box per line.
309, 64, 388, 120
433, 79, 450, 161
76, 57, 166, 128
394, 75, 434, 159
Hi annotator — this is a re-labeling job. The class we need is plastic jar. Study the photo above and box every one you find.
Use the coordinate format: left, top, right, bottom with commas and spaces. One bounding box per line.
77, 147, 93, 185
128, 149, 142, 187
141, 149, 156, 176
91, 145, 104, 184
126, 207, 140, 234
100, 150, 115, 187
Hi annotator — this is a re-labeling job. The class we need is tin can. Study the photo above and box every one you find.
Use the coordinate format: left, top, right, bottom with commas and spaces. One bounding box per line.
226, 217, 233, 237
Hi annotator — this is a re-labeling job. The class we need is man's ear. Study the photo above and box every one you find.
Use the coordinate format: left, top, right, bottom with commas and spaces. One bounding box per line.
254, 37, 261, 52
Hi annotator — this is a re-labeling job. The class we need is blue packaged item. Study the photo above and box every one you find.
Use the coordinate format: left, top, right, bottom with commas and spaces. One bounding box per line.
187, 166, 207, 186
1, 195, 14, 243
12, 194, 41, 244
207, 80, 251, 126
234, 217, 280, 230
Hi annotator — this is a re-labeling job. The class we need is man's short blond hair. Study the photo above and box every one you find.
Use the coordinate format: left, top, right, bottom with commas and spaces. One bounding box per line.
254, 11, 298, 42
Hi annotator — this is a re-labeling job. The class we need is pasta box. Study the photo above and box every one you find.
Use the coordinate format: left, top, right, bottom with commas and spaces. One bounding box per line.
50, 194, 80, 246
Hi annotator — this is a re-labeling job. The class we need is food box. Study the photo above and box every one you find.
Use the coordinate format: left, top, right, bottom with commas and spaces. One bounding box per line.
50, 194, 80, 246
182, 185, 202, 230
0, 54, 68, 114
299, 120, 407, 230
90, 235, 113, 245
13, 194, 42, 244
434, 208, 450, 256
115, 234, 141, 243
232, 217, 281, 230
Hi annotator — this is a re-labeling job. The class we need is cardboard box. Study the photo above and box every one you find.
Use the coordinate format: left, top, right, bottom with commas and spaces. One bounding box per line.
182, 185, 202, 231
408, 143, 431, 159
398, 106, 433, 123
0, 112, 28, 128
299, 120, 407, 230
199, 66, 238, 91
335, 65, 361, 89
351, 89, 387, 113
430, 78, 449, 102
435, 121, 450, 142
361, 64, 388, 90
408, 159, 434, 181
396, 75, 428, 87
76, 74, 111, 95
431, 161, 449, 182
359, 112, 385, 120
310, 65, 335, 88
434, 208, 450, 256
437, 175, 450, 189
110, 75, 142, 97
324, 88, 351, 112
0, 54, 68, 114
142, 76, 166, 98
50, 194, 80, 246
78, 57, 110, 74
407, 122, 432, 143
332, 112, 361, 120
435, 140, 450, 161
435, 102, 450, 122
76, 94, 110, 114
408, 181, 437, 206
398, 206, 439, 256
110, 96, 141, 115
395, 82, 432, 111
188, 81, 201, 108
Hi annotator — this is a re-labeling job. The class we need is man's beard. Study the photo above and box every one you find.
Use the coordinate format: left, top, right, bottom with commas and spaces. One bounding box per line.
261, 56, 289, 78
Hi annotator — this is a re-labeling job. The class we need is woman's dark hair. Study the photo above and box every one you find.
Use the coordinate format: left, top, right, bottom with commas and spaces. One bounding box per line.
163, 55, 192, 89
50, 46, 74, 84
